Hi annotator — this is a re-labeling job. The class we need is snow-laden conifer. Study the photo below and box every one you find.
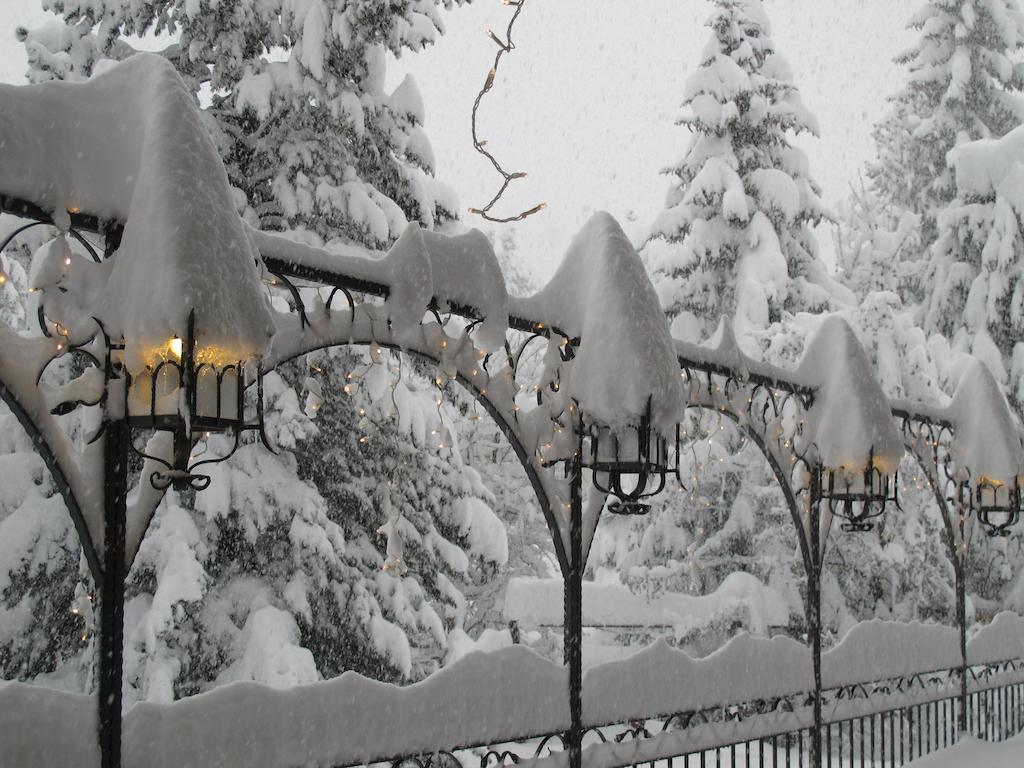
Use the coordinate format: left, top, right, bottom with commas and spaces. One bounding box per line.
868, 0, 1024, 287
643, 0, 839, 346
19, 0, 460, 247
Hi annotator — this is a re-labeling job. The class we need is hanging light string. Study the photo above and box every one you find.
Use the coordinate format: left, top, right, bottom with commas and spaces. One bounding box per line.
468, 0, 547, 223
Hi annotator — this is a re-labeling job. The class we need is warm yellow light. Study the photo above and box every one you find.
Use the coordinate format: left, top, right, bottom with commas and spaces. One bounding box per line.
977, 475, 1004, 487
168, 337, 183, 361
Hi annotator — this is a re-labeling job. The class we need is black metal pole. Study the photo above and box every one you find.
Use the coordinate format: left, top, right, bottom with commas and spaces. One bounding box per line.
564, 448, 584, 768
955, 517, 968, 736
99, 418, 128, 768
809, 473, 823, 768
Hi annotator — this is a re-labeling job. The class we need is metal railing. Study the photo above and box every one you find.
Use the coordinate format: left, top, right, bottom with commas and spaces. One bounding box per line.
370, 659, 1024, 768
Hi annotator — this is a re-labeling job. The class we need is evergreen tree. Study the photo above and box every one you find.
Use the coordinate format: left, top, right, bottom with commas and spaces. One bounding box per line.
833, 179, 921, 302
20, 0, 460, 247
0, 225, 90, 687
925, 132, 1024, 418
867, 0, 1024, 301
602, 0, 846, 652
882, 2, 1024, 611
642, 0, 838, 346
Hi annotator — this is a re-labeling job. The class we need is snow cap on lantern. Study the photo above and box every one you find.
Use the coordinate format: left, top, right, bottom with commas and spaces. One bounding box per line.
0, 54, 275, 371
798, 315, 903, 473
0, 55, 276, 490
513, 211, 684, 430
798, 316, 902, 530
948, 359, 1024, 535
512, 212, 683, 513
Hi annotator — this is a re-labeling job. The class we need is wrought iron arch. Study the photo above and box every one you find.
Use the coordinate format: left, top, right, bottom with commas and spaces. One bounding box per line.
674, 360, 815, 577
896, 410, 974, 732
680, 400, 812, 575
265, 333, 570, 576
0, 378, 102, 585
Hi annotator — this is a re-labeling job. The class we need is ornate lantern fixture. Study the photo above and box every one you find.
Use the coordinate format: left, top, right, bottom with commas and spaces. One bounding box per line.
967, 475, 1021, 537
817, 447, 898, 532
116, 309, 269, 491
583, 397, 674, 516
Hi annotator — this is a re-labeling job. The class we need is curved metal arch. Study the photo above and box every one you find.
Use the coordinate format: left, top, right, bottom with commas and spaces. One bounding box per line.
679, 400, 812, 578
899, 419, 961, 565
907, 448, 960, 564
0, 380, 103, 586
265, 335, 572, 576
0, 218, 104, 265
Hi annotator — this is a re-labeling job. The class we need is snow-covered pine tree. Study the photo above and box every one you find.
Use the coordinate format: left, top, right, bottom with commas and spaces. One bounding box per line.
833, 178, 921, 302
20, 0, 459, 248
595, 0, 843, 652
0, 408, 88, 689
867, 0, 1024, 303
925, 130, 1024, 419
642, 0, 838, 347
0, 224, 93, 688
888, 3, 1024, 614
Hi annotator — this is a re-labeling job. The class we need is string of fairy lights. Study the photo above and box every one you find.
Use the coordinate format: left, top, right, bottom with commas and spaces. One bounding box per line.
468, 0, 547, 223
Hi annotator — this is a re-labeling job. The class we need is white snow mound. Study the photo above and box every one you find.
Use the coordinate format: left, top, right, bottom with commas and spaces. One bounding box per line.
947, 359, 1024, 485
0, 54, 274, 370
511, 212, 684, 430
797, 315, 903, 472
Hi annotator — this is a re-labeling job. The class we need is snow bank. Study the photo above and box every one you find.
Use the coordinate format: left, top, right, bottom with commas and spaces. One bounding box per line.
4, 614, 1023, 766
822, 619, 960, 688
120, 646, 566, 767
504, 572, 788, 632
583, 633, 811, 725
946, 359, 1024, 485
0, 54, 273, 370
967, 611, 1024, 665
510, 212, 683, 429
903, 733, 1024, 768
797, 316, 903, 472
0, 646, 567, 768
0, 682, 98, 768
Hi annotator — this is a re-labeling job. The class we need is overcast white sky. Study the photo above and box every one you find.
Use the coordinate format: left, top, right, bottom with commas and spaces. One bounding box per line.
1, 0, 918, 280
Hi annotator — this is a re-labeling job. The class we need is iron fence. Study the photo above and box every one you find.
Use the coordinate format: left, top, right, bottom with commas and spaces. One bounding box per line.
368, 659, 1024, 768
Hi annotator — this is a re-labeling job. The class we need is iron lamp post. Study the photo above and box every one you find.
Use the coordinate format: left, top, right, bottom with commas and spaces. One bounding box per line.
808, 446, 898, 767
98, 308, 269, 768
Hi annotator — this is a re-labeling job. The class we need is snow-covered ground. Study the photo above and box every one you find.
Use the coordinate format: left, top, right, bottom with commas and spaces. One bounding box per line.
906, 732, 1024, 767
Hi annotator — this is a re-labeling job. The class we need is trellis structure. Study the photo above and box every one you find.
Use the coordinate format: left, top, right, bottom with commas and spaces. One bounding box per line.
3, 192, 1022, 768
1, 58, 1024, 768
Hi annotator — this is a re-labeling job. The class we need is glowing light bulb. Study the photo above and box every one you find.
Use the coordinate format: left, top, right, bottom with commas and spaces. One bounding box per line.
169, 336, 183, 360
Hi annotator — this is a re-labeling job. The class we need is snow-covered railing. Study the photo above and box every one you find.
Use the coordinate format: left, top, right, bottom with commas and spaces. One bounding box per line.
3, 616, 1023, 768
